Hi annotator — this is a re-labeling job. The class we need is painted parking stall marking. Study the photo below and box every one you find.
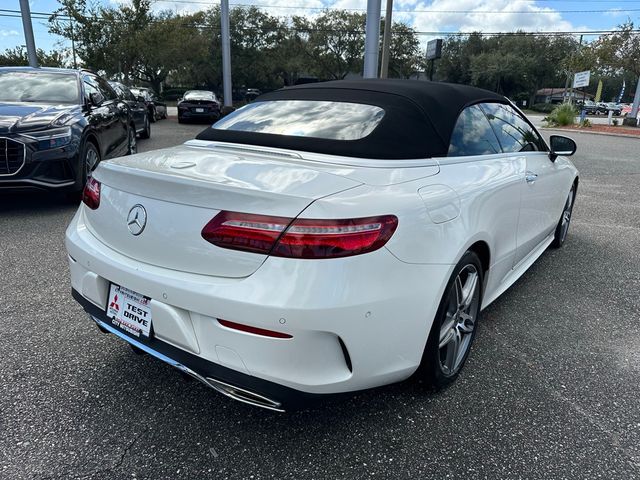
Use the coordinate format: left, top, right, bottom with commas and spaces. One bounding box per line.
106, 285, 152, 337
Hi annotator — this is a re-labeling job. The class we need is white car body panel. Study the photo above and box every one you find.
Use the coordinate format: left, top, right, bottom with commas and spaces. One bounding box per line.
66, 136, 578, 400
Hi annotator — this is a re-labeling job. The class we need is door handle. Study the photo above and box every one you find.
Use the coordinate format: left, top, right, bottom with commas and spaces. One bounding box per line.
525, 171, 538, 184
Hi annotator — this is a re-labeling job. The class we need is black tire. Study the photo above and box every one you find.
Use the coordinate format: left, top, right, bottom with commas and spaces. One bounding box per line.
127, 125, 137, 155
418, 251, 483, 389
178, 116, 184, 124
67, 140, 100, 201
551, 186, 576, 248
140, 115, 150, 139
149, 107, 157, 123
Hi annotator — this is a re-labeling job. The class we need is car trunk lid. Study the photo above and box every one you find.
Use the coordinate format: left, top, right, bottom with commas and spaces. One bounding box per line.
86, 143, 362, 278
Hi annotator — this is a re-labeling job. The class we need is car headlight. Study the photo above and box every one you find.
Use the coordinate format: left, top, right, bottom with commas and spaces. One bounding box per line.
24, 127, 72, 150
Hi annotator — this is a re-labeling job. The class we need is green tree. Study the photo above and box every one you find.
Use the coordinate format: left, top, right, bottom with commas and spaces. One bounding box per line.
386, 22, 421, 79
293, 11, 366, 80
0, 46, 66, 67
596, 21, 640, 78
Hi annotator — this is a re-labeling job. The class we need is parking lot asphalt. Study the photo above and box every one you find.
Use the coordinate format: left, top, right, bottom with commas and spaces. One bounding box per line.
1, 119, 639, 480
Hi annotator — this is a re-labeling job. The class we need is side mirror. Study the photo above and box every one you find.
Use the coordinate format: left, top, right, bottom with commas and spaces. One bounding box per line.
137, 95, 145, 103
549, 135, 576, 161
90, 91, 104, 107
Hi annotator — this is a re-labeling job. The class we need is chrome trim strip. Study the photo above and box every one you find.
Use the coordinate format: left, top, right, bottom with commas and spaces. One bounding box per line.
22, 132, 71, 141
204, 377, 284, 412
0, 137, 26, 177
89, 315, 285, 412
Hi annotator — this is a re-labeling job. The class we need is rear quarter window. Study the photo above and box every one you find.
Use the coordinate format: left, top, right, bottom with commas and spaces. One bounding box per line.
448, 105, 502, 156
480, 103, 547, 153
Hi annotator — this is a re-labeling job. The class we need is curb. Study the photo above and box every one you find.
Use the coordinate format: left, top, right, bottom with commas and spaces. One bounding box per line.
540, 127, 640, 140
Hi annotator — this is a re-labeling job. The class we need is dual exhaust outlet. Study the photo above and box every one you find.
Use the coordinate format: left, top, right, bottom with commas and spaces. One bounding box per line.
93, 316, 285, 412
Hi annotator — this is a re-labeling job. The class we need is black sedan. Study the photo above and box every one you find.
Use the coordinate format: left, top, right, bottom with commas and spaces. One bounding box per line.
109, 81, 151, 139
130, 87, 167, 122
0, 67, 136, 193
177, 90, 221, 123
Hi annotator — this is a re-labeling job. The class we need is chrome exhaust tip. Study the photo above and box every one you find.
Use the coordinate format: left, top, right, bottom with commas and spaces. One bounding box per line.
89, 315, 285, 412
205, 377, 285, 412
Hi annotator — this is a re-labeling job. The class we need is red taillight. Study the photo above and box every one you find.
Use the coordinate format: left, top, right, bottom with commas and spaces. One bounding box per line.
201, 211, 293, 255
217, 319, 292, 339
202, 211, 398, 259
82, 177, 101, 210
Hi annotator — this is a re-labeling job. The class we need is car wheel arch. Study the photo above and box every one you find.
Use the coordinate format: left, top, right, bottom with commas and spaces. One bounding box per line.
449, 235, 493, 291
82, 130, 100, 155
467, 240, 491, 280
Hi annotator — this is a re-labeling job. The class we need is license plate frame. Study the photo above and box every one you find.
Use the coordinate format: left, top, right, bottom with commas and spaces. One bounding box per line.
106, 284, 153, 338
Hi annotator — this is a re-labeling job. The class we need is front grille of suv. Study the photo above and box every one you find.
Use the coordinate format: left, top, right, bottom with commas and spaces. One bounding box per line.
0, 138, 25, 175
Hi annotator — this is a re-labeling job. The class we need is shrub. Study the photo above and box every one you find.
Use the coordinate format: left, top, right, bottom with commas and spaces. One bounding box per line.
580, 118, 592, 128
162, 88, 190, 101
612, 118, 619, 126
546, 103, 577, 126
530, 103, 556, 114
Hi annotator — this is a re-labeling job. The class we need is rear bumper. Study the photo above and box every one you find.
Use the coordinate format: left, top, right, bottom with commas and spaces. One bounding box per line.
72, 289, 318, 411
66, 206, 451, 403
178, 110, 220, 121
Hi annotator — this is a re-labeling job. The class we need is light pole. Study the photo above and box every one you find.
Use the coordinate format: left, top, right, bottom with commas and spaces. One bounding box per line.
363, 0, 381, 78
624, 77, 640, 127
19, 0, 38, 67
220, 0, 232, 108
68, 8, 78, 69
379, 0, 393, 78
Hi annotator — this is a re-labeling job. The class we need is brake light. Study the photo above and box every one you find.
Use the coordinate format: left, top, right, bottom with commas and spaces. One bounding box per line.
82, 177, 101, 210
202, 211, 398, 259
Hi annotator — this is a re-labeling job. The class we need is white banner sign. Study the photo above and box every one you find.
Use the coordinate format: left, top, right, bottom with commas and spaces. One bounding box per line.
573, 70, 591, 88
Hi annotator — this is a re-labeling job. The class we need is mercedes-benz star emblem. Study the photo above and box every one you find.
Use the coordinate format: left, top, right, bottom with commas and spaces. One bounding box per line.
127, 205, 147, 236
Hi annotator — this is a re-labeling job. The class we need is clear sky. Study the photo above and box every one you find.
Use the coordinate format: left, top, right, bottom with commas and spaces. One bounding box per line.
1, 0, 639, 53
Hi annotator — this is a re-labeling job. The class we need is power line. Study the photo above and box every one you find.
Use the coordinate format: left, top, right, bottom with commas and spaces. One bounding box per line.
4, 4, 640, 17
1, 8, 638, 38
8, 15, 635, 37
149, 1, 640, 15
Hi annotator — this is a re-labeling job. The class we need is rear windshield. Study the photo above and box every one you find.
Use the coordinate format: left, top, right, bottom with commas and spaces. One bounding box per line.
212, 100, 385, 140
0, 71, 79, 104
184, 91, 216, 101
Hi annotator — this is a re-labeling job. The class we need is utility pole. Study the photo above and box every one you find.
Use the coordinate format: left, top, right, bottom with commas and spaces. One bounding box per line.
68, 9, 78, 69
564, 34, 583, 104
363, 0, 381, 78
379, 0, 393, 78
19, 0, 38, 68
220, 0, 232, 108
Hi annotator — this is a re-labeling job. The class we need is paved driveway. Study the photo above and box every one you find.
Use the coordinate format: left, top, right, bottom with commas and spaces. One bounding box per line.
1, 121, 639, 479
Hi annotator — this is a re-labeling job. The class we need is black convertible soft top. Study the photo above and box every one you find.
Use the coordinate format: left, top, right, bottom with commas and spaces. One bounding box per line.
196, 79, 509, 159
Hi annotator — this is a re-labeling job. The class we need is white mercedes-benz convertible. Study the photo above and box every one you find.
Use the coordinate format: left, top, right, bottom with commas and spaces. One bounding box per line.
66, 80, 579, 411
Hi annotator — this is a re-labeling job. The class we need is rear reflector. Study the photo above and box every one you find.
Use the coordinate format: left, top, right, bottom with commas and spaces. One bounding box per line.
202, 212, 398, 259
82, 177, 101, 210
217, 319, 293, 339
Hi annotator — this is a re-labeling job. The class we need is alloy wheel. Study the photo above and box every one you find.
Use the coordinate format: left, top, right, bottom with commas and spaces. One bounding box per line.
85, 147, 99, 182
129, 128, 137, 154
560, 189, 574, 242
439, 264, 480, 376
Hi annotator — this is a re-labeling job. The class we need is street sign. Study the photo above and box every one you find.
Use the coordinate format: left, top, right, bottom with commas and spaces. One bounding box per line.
426, 39, 443, 60
573, 70, 591, 88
